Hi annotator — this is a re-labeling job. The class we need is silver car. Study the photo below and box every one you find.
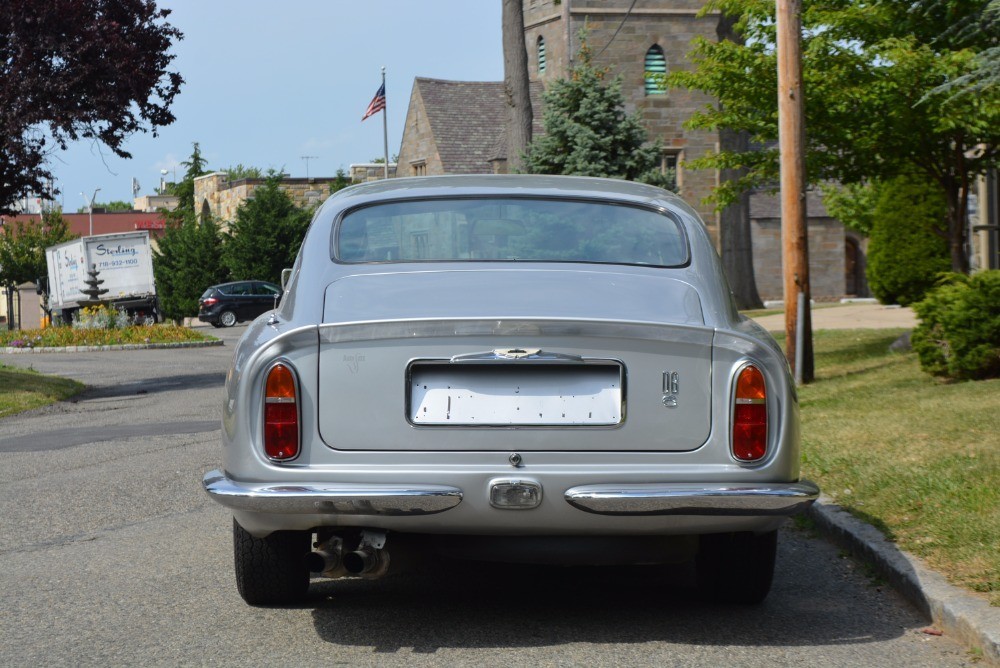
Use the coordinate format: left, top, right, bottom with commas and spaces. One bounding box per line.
203, 174, 818, 606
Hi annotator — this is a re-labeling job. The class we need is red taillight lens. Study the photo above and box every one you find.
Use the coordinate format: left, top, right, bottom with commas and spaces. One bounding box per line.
264, 363, 299, 460
201, 297, 218, 307
732, 365, 767, 461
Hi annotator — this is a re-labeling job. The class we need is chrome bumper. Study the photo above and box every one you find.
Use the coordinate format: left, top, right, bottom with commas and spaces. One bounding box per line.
205, 470, 818, 519
564, 481, 820, 516
202, 470, 463, 516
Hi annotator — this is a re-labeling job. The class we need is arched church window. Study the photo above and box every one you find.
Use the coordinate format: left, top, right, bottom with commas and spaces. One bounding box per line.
644, 45, 667, 95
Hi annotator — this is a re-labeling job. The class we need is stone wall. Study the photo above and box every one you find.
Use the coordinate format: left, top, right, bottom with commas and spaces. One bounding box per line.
194, 173, 377, 228
751, 217, 848, 301
396, 84, 444, 177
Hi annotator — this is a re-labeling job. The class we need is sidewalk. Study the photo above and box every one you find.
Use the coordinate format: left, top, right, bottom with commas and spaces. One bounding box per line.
751, 302, 917, 330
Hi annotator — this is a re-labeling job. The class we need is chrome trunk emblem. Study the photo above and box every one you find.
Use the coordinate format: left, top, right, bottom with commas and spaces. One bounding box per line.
662, 371, 679, 408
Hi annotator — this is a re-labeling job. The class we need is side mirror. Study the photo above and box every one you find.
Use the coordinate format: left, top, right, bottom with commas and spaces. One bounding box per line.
280, 268, 292, 290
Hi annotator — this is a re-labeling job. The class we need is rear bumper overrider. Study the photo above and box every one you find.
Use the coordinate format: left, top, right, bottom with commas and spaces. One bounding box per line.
203, 470, 818, 518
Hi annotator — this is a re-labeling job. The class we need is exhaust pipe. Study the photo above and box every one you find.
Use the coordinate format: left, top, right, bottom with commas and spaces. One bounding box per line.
306, 549, 340, 575
343, 547, 389, 577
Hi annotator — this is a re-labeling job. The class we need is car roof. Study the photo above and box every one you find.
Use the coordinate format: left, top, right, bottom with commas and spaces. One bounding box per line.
328, 174, 688, 208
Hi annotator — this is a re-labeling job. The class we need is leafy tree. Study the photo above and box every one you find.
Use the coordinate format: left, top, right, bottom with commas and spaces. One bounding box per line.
666, 0, 1000, 273
819, 183, 879, 236
0, 210, 77, 320
151, 143, 226, 323
75, 200, 133, 213
329, 169, 351, 194
523, 34, 668, 187
222, 172, 312, 284
0, 0, 183, 214
225, 164, 263, 181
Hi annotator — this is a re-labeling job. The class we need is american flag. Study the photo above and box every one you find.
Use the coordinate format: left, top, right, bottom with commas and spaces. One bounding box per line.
362, 83, 386, 121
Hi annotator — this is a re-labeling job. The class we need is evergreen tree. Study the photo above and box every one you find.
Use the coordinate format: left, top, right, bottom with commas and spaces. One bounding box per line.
152, 142, 226, 323
524, 34, 671, 188
222, 172, 312, 283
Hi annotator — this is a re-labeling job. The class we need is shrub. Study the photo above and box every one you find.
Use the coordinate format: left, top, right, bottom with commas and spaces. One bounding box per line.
72, 304, 131, 330
866, 173, 951, 305
911, 271, 1000, 380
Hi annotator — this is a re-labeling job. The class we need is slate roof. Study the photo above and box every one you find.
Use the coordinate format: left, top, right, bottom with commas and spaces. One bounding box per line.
415, 78, 545, 174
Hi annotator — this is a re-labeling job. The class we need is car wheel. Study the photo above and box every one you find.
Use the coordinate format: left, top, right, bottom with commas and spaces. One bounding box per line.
219, 310, 238, 327
696, 530, 777, 604
232, 519, 310, 606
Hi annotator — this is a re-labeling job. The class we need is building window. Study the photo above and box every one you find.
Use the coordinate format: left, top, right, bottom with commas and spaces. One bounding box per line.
644, 45, 667, 95
411, 161, 427, 177
537, 36, 547, 75
661, 151, 680, 192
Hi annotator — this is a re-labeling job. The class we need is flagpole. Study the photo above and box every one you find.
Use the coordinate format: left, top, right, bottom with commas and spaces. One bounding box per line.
381, 66, 389, 179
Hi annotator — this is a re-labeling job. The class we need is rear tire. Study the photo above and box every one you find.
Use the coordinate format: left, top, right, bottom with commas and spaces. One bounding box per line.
233, 519, 310, 606
219, 310, 237, 327
696, 530, 777, 604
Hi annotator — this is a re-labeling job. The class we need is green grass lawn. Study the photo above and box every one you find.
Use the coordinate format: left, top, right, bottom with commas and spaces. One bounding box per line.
0, 363, 84, 418
790, 329, 1000, 605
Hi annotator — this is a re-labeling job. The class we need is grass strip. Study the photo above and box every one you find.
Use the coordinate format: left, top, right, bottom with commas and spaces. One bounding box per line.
791, 329, 999, 605
0, 363, 84, 418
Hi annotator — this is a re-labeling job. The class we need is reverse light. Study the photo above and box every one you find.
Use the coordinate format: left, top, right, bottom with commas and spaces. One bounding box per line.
264, 363, 299, 461
732, 364, 767, 462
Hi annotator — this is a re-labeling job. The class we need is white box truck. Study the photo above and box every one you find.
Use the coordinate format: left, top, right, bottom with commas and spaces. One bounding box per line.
45, 231, 158, 322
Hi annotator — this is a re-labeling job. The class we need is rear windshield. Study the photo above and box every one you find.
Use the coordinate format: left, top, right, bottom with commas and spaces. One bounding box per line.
335, 198, 688, 267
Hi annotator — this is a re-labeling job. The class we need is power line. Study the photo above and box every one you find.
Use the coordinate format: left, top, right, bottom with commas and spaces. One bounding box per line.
594, 0, 639, 61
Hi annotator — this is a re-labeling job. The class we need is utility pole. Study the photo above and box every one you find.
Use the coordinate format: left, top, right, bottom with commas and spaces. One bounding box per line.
776, 0, 814, 384
301, 155, 318, 179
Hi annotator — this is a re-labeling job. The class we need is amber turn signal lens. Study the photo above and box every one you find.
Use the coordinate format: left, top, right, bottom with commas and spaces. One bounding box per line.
265, 363, 296, 399
732, 365, 767, 462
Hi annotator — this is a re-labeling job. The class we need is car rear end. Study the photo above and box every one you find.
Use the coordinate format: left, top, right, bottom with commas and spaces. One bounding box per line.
203, 176, 817, 605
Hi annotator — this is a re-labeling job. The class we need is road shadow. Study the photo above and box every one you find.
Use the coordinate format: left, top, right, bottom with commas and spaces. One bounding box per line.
76, 371, 226, 400
307, 530, 921, 653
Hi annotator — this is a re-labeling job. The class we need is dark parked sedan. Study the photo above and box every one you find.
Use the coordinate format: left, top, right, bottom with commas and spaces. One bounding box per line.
198, 280, 281, 327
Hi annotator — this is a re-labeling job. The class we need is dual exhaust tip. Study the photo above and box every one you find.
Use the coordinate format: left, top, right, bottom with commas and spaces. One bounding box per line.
306, 546, 388, 578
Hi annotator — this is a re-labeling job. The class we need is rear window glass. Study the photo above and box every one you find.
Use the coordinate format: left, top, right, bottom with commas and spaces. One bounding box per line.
335, 198, 687, 267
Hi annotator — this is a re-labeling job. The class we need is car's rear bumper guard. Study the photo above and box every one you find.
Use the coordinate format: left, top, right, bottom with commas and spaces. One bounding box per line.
203, 470, 463, 516
564, 481, 820, 516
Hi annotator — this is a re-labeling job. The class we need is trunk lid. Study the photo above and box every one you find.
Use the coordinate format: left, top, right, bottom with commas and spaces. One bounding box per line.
317, 269, 713, 452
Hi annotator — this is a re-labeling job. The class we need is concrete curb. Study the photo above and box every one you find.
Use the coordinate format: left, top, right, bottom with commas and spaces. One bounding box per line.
1, 340, 224, 354
809, 495, 1000, 664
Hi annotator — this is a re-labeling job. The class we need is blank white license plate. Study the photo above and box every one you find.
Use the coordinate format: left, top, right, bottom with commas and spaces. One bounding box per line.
409, 365, 622, 426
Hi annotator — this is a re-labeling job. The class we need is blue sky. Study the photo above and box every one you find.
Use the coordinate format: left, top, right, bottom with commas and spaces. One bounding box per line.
49, 1, 503, 211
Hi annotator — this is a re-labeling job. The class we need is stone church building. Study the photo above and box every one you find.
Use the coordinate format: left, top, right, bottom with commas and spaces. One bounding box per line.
395, 0, 868, 301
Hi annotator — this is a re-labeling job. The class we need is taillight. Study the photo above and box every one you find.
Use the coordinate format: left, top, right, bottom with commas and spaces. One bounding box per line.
264, 363, 299, 461
732, 364, 767, 462
201, 297, 218, 307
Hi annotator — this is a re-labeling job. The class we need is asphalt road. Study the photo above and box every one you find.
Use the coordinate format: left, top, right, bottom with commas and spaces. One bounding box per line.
0, 326, 971, 666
